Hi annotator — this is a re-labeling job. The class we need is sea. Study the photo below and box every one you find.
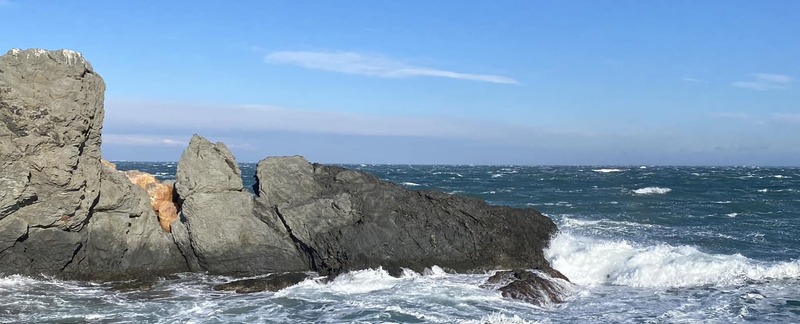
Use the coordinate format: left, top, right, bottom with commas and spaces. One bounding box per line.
1, 163, 799, 323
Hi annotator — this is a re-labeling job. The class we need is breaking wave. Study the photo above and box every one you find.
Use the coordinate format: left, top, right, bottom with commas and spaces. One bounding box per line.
545, 232, 800, 288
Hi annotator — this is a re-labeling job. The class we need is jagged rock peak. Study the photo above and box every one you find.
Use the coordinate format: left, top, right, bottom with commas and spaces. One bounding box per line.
5, 48, 92, 69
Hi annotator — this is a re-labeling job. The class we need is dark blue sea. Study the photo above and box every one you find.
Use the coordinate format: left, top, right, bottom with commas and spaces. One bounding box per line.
2, 163, 799, 323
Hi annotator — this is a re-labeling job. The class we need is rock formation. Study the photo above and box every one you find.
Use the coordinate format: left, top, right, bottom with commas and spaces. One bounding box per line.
0, 48, 567, 304
253, 156, 559, 276
0, 49, 185, 279
171, 135, 307, 275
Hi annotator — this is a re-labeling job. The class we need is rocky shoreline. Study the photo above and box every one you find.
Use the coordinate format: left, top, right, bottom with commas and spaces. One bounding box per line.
0, 48, 567, 306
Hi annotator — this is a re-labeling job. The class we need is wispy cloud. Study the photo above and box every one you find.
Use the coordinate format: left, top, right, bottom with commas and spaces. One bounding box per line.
732, 73, 794, 91
681, 77, 708, 84
709, 112, 750, 120
265, 50, 519, 85
770, 113, 800, 125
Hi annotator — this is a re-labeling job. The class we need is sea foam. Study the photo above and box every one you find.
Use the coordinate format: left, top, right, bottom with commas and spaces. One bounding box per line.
545, 232, 800, 288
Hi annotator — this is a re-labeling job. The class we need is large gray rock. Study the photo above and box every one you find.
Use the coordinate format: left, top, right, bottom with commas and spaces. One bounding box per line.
0, 49, 185, 279
0, 49, 104, 275
255, 156, 560, 276
173, 135, 307, 275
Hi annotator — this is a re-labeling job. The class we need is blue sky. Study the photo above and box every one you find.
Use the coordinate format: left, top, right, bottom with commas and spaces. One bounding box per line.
1, 1, 798, 165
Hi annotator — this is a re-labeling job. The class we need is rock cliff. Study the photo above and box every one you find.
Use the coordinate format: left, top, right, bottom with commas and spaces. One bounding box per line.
0, 48, 566, 304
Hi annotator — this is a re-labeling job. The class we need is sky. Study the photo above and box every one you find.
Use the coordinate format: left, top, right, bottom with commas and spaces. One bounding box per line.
1, 0, 798, 165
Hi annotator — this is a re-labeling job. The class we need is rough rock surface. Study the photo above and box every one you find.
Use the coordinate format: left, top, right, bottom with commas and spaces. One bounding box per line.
0, 49, 105, 275
0, 49, 185, 278
254, 156, 560, 276
172, 135, 306, 275
482, 270, 570, 307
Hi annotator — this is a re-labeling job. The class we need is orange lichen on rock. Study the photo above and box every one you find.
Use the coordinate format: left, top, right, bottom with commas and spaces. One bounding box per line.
101, 159, 117, 170
125, 170, 158, 189
123, 170, 179, 233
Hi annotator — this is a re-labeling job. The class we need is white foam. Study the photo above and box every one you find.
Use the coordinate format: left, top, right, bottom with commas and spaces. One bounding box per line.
593, 168, 624, 173
726, 213, 738, 218
492, 174, 503, 178
401, 182, 421, 186
632, 187, 672, 195
0, 274, 38, 288
463, 313, 542, 324
758, 189, 768, 193
545, 232, 800, 288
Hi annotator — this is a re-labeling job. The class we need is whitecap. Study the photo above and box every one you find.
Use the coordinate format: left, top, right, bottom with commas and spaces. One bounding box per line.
401, 182, 421, 186
726, 213, 738, 218
544, 232, 800, 288
758, 189, 768, 193
632, 187, 672, 195
491, 174, 503, 178
593, 169, 624, 173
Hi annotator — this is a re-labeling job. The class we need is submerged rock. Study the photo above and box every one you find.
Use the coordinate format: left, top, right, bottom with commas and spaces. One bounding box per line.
483, 269, 570, 307
212, 272, 310, 293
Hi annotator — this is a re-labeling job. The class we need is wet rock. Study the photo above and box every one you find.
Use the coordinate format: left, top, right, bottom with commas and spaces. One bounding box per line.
483, 270, 569, 307
212, 272, 310, 293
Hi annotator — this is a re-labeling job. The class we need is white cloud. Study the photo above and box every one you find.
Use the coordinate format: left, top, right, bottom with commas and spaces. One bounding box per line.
265, 51, 519, 85
103, 134, 186, 147
732, 73, 793, 91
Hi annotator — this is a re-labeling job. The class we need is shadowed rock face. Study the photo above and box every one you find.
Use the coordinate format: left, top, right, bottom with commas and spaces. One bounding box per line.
0, 48, 566, 308
253, 156, 560, 276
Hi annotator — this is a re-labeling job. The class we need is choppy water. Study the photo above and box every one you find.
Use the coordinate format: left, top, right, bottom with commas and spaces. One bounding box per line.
2, 164, 799, 323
